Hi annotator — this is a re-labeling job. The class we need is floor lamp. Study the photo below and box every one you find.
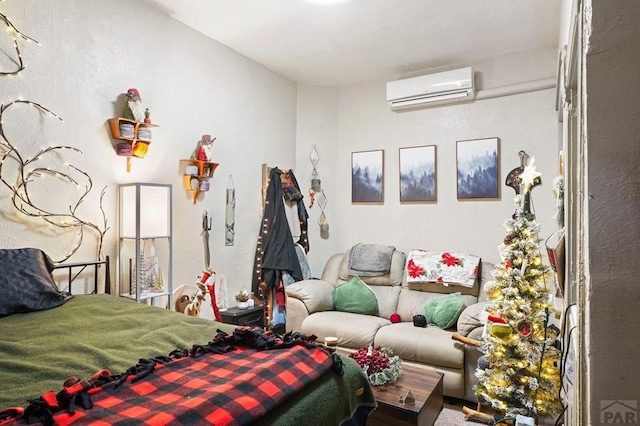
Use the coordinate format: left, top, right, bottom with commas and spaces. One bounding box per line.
118, 183, 173, 308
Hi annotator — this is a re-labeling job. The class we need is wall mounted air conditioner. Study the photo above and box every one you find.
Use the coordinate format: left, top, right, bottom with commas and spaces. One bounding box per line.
386, 67, 475, 111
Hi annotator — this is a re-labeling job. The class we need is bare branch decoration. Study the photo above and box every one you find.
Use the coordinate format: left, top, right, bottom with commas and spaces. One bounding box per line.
0, 100, 109, 262
0, 11, 40, 76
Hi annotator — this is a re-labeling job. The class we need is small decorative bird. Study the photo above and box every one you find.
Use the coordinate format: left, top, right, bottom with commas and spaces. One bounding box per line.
122, 88, 144, 122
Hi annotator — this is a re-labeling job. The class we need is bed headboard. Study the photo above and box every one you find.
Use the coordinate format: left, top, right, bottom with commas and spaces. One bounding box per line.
52, 256, 111, 294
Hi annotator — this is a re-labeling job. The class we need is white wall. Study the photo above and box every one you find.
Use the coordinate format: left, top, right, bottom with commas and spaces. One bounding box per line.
1, 0, 297, 312
295, 85, 340, 275
297, 47, 560, 269
1, 0, 562, 323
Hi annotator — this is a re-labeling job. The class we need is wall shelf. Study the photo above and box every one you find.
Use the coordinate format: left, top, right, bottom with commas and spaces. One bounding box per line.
108, 118, 159, 172
180, 159, 219, 204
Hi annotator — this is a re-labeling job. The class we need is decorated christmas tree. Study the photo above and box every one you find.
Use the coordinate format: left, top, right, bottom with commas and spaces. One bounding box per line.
476, 154, 562, 419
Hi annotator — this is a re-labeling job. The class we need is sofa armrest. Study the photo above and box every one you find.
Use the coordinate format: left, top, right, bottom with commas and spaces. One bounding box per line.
462, 325, 485, 403
286, 279, 335, 314
457, 300, 490, 337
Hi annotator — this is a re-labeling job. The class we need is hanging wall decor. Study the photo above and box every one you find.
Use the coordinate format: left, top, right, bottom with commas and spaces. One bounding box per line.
309, 145, 329, 237
0, 100, 109, 262
108, 89, 159, 173
0, 11, 39, 77
225, 175, 235, 246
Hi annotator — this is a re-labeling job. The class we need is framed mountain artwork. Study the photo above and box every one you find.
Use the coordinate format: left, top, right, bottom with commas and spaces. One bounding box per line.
399, 145, 437, 203
456, 137, 500, 200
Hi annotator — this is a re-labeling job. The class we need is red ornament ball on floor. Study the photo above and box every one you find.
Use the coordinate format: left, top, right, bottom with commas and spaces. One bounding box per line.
390, 313, 401, 323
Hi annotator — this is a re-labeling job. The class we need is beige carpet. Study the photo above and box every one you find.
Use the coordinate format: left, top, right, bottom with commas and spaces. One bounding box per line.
435, 407, 557, 426
435, 406, 492, 426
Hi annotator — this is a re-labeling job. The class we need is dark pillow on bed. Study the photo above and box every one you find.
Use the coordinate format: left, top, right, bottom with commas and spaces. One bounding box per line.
0, 248, 72, 316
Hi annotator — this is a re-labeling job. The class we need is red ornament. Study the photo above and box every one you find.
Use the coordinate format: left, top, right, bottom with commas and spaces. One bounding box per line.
488, 315, 506, 324
390, 313, 401, 323
517, 319, 532, 336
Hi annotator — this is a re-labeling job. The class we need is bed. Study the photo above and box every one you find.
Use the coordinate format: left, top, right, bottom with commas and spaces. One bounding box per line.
0, 248, 376, 425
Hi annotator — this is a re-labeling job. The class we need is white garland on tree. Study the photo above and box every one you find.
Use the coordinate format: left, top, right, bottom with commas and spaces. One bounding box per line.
476, 160, 562, 418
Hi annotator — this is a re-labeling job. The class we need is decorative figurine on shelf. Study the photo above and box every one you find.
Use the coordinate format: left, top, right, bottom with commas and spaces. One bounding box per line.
235, 289, 253, 309
122, 88, 145, 122
144, 108, 151, 124
194, 134, 216, 162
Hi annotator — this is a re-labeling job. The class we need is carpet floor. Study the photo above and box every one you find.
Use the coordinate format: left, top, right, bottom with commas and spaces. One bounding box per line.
434, 402, 558, 426
435, 406, 492, 425
434, 397, 496, 426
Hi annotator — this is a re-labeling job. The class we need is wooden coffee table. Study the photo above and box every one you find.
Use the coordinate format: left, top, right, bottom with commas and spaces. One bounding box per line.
366, 362, 443, 426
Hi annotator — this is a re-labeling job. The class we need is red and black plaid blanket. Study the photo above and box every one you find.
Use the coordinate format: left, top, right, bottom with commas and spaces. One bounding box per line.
0, 327, 342, 426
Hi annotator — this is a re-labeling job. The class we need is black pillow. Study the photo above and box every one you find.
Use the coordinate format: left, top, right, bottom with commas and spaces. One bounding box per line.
0, 248, 73, 317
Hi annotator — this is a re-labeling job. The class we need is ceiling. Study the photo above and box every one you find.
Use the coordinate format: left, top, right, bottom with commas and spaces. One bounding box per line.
145, 0, 561, 87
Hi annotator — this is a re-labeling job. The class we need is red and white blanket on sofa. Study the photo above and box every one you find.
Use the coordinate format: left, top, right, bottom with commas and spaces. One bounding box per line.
406, 250, 481, 288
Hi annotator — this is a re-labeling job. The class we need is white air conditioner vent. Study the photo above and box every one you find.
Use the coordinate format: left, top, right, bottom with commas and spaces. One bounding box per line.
386, 67, 475, 111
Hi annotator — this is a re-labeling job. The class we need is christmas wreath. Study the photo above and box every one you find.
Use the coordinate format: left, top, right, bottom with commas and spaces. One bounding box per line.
349, 345, 402, 386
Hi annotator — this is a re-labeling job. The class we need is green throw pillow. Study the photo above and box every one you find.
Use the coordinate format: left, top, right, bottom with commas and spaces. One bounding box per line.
423, 292, 465, 329
333, 275, 379, 315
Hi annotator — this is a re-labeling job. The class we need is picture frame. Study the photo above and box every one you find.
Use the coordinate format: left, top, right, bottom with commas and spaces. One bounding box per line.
351, 149, 384, 204
456, 137, 500, 200
399, 145, 437, 203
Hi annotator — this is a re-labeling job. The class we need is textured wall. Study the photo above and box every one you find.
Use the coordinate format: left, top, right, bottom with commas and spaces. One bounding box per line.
584, 0, 640, 422
1, 1, 563, 325
296, 47, 560, 274
0, 0, 297, 307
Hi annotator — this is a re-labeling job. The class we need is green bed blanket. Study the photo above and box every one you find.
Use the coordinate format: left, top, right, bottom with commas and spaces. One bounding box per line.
0, 295, 376, 425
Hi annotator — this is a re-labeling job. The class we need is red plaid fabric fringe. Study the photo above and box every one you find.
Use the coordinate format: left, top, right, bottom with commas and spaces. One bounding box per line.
0, 327, 342, 426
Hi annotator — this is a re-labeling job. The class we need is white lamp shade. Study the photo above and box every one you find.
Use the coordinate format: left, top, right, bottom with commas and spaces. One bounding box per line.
120, 184, 171, 238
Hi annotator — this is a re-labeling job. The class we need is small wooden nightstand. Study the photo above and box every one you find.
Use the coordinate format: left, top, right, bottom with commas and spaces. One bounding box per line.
219, 305, 264, 328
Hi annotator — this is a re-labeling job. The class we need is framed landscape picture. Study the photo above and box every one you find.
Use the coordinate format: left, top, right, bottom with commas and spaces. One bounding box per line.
399, 145, 437, 203
456, 137, 500, 200
352, 149, 384, 203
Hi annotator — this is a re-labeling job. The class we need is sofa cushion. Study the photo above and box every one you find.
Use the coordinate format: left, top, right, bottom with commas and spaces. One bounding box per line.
457, 300, 490, 337
333, 276, 378, 315
369, 285, 401, 320
301, 311, 390, 349
338, 248, 406, 286
423, 292, 465, 329
374, 322, 464, 369
396, 287, 477, 324
319, 253, 346, 283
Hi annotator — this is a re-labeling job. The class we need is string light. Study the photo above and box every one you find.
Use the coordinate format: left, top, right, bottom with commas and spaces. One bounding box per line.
0, 12, 39, 76
0, 100, 109, 262
476, 172, 561, 418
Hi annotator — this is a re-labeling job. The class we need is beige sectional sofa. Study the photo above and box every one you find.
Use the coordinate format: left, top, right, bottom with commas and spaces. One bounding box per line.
286, 248, 492, 402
